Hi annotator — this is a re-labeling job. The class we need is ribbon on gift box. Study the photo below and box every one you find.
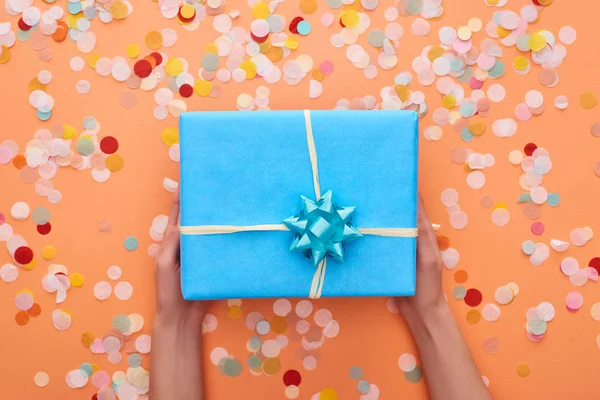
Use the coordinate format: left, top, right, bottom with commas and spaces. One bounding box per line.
180, 110, 439, 299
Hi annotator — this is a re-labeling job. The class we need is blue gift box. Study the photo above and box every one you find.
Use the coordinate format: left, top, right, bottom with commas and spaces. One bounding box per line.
179, 110, 418, 300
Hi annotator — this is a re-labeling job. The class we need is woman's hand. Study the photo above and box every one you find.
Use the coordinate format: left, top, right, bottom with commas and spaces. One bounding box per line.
151, 191, 206, 400
394, 195, 491, 400
154, 190, 207, 325
395, 195, 445, 321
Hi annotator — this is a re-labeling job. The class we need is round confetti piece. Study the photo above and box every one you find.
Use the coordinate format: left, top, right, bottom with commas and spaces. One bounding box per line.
566, 291, 584, 311
1, 263, 18, 283
398, 353, 416, 372
15, 246, 34, 265
42, 245, 56, 260
145, 31, 163, 50
28, 303, 41, 317
34, 371, 49, 387
558, 26, 576, 44
464, 288, 483, 307
100, 137, 119, 154
70, 273, 84, 288
37, 222, 52, 235
106, 154, 124, 172
15, 310, 30, 326
580, 92, 598, 110
11, 202, 30, 220
516, 363, 530, 377
94, 281, 112, 301
283, 369, 302, 386
466, 309, 482, 324
115, 281, 133, 300
404, 366, 423, 383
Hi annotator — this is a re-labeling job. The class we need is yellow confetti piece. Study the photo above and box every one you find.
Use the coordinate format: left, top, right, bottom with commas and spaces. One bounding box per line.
319, 388, 338, 400
442, 94, 456, 109
91, 364, 100, 373
205, 43, 218, 54
493, 202, 508, 210
580, 92, 598, 110
0, 45, 11, 64
179, 4, 196, 19
240, 60, 257, 79
193, 80, 212, 97
42, 245, 56, 260
165, 58, 184, 76
228, 305, 242, 319
87, 54, 101, 68
528, 33, 547, 52
497, 26, 511, 38
284, 37, 299, 50
62, 125, 77, 140
340, 9, 359, 28
427, 46, 444, 62
126, 44, 140, 58
81, 332, 95, 347
106, 154, 124, 172
538, 0, 553, 5
28, 78, 48, 93
514, 56, 529, 71
70, 273, 85, 288
19, 288, 34, 296
110, 1, 129, 19
251, 2, 270, 19
516, 363, 531, 377
466, 309, 481, 324
66, 13, 84, 30
145, 31, 163, 50
265, 46, 283, 62
312, 68, 326, 81
162, 128, 179, 146
395, 85, 410, 102
258, 39, 272, 53
486, 0, 499, 4
22, 259, 36, 271
469, 120, 486, 136
299, 0, 318, 14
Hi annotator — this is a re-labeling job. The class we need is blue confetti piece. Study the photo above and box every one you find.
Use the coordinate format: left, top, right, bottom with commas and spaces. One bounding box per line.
297, 20, 311, 36
37, 110, 52, 121
124, 236, 139, 251
547, 192, 560, 207
461, 128, 475, 142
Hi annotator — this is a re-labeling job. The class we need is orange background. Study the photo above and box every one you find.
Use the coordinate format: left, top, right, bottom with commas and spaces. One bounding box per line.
1, 0, 600, 399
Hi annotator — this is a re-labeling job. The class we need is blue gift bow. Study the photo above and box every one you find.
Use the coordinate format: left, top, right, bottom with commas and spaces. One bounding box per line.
179, 110, 430, 299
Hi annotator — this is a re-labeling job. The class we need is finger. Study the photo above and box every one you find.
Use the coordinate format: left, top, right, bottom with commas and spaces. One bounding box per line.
167, 189, 180, 229
417, 194, 440, 259
157, 193, 181, 270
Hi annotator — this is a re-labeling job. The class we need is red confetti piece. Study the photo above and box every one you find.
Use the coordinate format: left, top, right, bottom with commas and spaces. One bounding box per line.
14, 246, 34, 265
150, 52, 163, 66
251, 32, 269, 43
464, 288, 483, 307
134, 60, 152, 78
524, 142, 537, 156
289, 17, 303, 34
100, 136, 119, 154
283, 369, 301, 386
18, 18, 31, 31
179, 84, 193, 98
37, 222, 52, 235
589, 257, 600, 274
